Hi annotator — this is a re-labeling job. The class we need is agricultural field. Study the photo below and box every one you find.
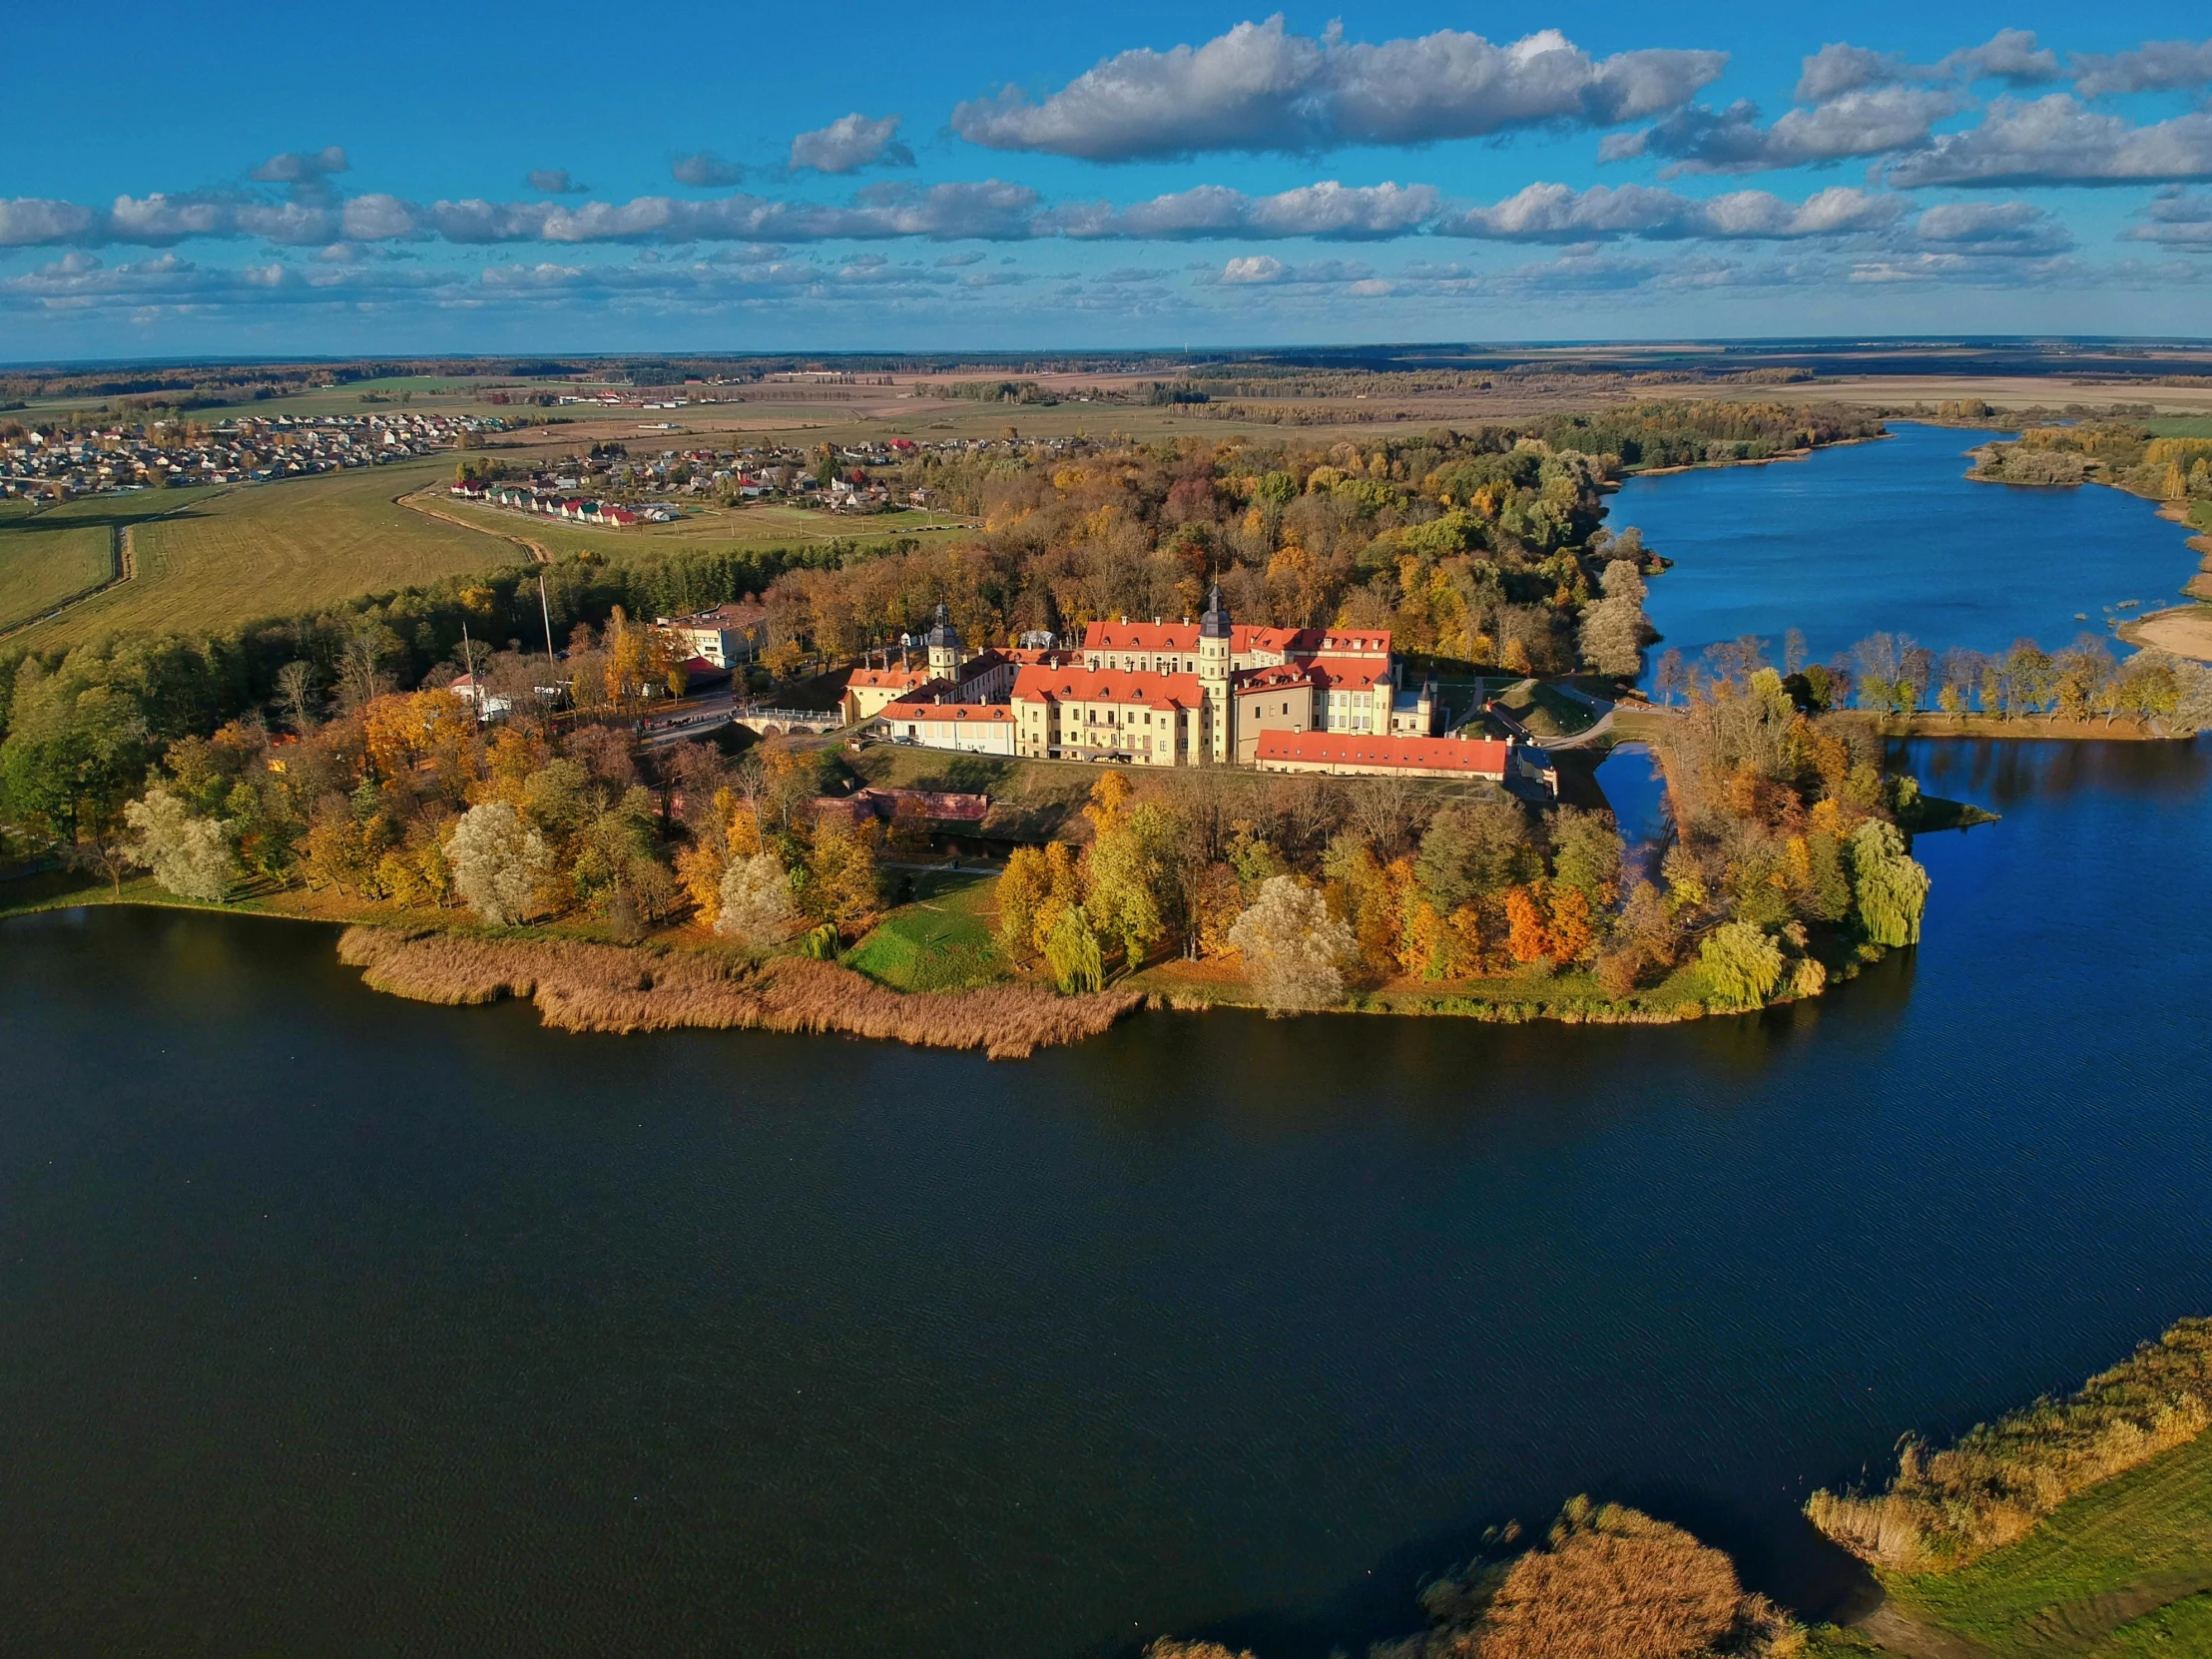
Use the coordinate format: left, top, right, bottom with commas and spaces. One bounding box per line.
13, 459, 500, 647
420, 491, 968, 561
0, 499, 121, 632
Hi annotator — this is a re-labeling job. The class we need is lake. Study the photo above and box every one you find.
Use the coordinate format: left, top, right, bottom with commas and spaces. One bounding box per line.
5, 434, 2212, 1658
1613, 421, 2200, 675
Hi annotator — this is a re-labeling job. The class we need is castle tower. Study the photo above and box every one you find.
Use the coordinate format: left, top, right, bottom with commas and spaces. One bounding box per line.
1198, 584, 1232, 763
925, 603, 962, 685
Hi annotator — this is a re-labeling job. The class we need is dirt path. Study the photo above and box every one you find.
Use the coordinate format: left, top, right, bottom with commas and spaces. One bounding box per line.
0, 494, 198, 642
397, 490, 552, 563
1855, 1603, 2000, 1659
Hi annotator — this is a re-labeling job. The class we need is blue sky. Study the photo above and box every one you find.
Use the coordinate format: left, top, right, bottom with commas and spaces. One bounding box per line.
6, 1, 2212, 357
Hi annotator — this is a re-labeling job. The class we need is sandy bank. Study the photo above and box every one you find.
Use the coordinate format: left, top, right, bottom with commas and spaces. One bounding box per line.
336, 925, 1140, 1059
2125, 606, 2212, 665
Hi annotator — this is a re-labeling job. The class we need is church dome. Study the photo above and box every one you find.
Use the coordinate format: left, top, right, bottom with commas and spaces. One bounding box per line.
925, 602, 961, 653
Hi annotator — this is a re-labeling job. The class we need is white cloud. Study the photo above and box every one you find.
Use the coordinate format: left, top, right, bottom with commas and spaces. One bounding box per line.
790, 114, 914, 174
1795, 44, 1913, 105
249, 146, 349, 186
1043, 180, 1439, 240
670, 152, 747, 188
2071, 38, 2212, 98
1204, 255, 1375, 284
1438, 182, 1902, 242
0, 198, 99, 246
1910, 201, 2073, 256
1940, 30, 2060, 86
1610, 85, 1968, 175
2125, 187, 2212, 250
527, 169, 590, 195
1888, 96, 2212, 187
951, 17, 1723, 160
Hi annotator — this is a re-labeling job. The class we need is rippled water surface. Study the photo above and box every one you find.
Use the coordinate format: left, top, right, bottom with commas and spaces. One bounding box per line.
5, 435, 2211, 1658
1615, 421, 2200, 672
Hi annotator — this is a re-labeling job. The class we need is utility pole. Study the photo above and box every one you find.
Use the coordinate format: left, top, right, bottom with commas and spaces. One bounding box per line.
537, 572, 559, 718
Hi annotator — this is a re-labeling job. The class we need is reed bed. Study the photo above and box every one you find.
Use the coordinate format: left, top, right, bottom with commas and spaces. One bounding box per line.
1806, 1318, 2212, 1573
335, 926, 1139, 1059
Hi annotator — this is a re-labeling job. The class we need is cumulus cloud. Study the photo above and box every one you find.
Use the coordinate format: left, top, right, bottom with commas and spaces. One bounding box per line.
1939, 30, 2061, 86
950, 17, 1724, 160
1202, 255, 1375, 284
670, 152, 747, 188
1437, 182, 1903, 242
527, 169, 590, 195
249, 146, 350, 186
2071, 38, 2212, 99
1795, 44, 1914, 105
1910, 201, 2073, 256
2125, 186, 2212, 250
0, 198, 100, 246
1606, 85, 1967, 175
790, 114, 914, 174
1042, 180, 1438, 240
420, 180, 1043, 244
1888, 96, 2212, 187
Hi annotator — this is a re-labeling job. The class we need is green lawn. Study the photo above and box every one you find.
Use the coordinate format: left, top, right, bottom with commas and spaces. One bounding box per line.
0, 499, 121, 630
843, 871, 1010, 991
1881, 1430, 2212, 1655
2148, 416, 2212, 439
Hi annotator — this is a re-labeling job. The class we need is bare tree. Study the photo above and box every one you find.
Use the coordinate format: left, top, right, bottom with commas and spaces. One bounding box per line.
274, 660, 320, 734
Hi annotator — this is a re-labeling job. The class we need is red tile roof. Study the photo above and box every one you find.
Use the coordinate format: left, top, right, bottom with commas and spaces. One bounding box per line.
1012, 664, 1203, 708
881, 700, 1013, 722
1255, 732, 1511, 775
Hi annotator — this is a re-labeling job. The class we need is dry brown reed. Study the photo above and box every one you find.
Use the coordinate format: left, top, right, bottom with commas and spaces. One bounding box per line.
335, 925, 1140, 1059
1805, 1318, 2212, 1573
1367, 1498, 1800, 1659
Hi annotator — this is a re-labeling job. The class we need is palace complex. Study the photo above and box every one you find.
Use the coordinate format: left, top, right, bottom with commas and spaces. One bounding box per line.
866, 593, 1555, 793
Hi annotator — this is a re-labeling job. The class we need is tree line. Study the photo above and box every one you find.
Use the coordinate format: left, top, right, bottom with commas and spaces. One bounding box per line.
1652, 628, 2212, 731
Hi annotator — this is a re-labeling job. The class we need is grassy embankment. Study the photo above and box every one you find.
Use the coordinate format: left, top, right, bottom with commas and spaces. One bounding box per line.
840, 869, 1009, 991
1807, 1319, 2212, 1656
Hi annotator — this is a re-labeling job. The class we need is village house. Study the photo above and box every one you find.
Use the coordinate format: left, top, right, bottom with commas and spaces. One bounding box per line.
659, 601, 769, 669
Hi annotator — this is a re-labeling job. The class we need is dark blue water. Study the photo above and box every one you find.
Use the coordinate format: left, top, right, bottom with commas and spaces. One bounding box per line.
6, 434, 2212, 1658
1615, 422, 2200, 674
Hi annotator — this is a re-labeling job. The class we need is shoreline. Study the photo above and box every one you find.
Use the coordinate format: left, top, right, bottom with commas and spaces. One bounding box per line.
2, 886, 1890, 1046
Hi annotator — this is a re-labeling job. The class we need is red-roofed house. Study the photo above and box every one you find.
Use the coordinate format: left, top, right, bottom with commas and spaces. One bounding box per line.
879, 698, 1020, 756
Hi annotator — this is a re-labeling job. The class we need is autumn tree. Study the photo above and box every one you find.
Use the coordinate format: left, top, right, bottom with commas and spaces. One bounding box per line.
716, 851, 797, 950
1848, 819, 1930, 946
124, 786, 234, 902
447, 801, 551, 925
1228, 875, 1355, 1014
